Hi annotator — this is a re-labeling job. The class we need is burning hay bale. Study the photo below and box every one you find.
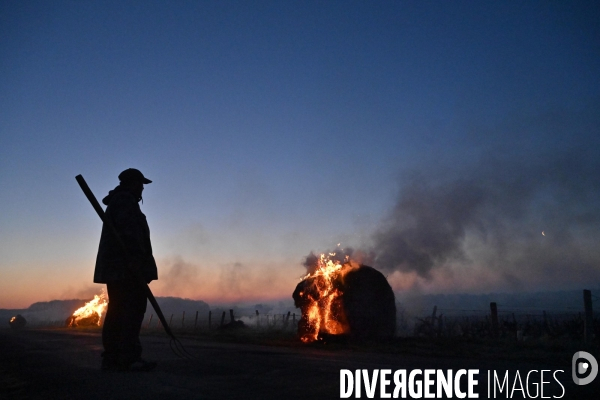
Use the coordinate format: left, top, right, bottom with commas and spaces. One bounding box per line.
9, 314, 27, 329
293, 254, 396, 342
66, 312, 100, 327
341, 265, 396, 339
66, 291, 108, 327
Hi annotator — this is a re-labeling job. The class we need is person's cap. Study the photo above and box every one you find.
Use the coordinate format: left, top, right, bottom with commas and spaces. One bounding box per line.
118, 168, 152, 184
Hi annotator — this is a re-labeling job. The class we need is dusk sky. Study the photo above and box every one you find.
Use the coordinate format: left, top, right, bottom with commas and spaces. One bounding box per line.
1, 1, 599, 309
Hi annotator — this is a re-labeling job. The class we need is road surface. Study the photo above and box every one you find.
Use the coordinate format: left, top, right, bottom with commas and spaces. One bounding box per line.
0, 328, 596, 399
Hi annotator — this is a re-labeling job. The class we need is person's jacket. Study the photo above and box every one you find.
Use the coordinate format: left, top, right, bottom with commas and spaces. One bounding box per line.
94, 185, 158, 283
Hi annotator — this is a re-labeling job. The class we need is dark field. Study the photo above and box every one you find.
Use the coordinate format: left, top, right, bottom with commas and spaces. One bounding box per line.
1, 328, 598, 399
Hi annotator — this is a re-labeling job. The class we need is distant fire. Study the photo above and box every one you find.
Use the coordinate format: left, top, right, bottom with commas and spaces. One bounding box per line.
67, 290, 108, 327
9, 314, 27, 329
293, 253, 358, 342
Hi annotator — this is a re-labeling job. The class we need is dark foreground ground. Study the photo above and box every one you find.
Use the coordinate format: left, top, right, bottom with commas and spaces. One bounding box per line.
1, 328, 598, 399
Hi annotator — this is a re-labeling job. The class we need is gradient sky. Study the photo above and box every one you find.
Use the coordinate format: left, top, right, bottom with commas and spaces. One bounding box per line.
1, 1, 599, 308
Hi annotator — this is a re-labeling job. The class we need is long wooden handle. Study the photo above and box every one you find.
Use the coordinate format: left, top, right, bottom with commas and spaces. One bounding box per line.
75, 174, 176, 339
75, 175, 106, 222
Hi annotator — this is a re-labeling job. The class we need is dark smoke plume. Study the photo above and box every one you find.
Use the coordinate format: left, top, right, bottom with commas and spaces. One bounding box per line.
303, 108, 600, 290
371, 120, 600, 285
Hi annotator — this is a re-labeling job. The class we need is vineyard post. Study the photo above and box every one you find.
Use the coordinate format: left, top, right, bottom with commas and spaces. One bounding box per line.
490, 302, 499, 338
583, 289, 593, 343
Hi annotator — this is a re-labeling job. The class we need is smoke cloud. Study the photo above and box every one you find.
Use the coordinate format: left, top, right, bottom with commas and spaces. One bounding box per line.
305, 106, 600, 292
369, 109, 600, 290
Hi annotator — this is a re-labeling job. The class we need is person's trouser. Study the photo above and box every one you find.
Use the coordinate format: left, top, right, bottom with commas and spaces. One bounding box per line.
102, 279, 147, 365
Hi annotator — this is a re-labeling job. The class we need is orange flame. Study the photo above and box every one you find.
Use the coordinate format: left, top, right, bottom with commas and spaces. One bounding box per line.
10, 316, 16, 323
68, 290, 108, 327
298, 253, 357, 342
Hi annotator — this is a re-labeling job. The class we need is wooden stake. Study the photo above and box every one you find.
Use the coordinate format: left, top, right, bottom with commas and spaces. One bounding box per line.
182, 311, 185, 329
194, 310, 198, 330
220, 311, 226, 327
583, 289, 594, 343
229, 309, 234, 323
490, 302, 499, 338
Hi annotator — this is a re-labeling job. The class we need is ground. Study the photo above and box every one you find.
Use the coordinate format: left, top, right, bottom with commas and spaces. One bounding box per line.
0, 328, 598, 399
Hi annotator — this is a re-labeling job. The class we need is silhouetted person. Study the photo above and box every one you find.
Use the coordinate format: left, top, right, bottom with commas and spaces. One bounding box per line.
95, 168, 157, 371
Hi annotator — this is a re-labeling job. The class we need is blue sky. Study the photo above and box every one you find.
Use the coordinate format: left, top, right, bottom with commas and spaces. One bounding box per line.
1, 1, 599, 308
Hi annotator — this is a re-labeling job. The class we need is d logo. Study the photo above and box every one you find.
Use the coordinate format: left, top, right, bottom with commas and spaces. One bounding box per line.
572, 351, 598, 385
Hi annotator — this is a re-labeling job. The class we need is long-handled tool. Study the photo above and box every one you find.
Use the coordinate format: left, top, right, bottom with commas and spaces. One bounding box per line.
75, 174, 193, 359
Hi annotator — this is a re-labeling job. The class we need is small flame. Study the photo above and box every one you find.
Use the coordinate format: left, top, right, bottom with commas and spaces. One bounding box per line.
68, 290, 108, 327
10, 316, 16, 323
